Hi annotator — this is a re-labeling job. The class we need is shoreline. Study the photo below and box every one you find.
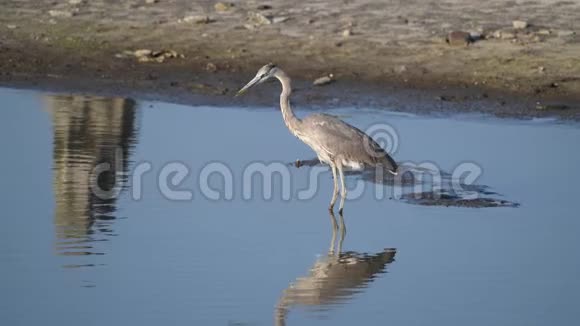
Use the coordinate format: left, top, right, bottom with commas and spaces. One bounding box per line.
0, 0, 579, 119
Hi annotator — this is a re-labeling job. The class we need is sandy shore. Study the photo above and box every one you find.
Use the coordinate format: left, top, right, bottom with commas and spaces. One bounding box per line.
0, 0, 579, 118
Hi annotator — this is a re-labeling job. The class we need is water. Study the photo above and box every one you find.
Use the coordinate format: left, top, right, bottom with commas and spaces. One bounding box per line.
0, 87, 579, 326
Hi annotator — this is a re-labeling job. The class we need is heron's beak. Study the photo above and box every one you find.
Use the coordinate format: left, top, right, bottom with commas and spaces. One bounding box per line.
235, 75, 261, 97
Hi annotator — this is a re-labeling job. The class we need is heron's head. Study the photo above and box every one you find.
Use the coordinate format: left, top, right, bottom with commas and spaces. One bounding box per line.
236, 63, 278, 96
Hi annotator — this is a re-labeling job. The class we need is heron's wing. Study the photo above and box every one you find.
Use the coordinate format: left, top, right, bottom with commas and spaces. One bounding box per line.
302, 113, 366, 140
301, 114, 396, 169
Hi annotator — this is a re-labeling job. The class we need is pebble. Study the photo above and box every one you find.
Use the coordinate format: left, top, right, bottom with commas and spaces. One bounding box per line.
145, 0, 158, 4
69, 0, 83, 4
180, 15, 214, 24
446, 31, 471, 46
512, 20, 528, 29
214, 2, 234, 12
342, 29, 352, 37
313, 74, 334, 86
48, 10, 75, 18
6, 24, 17, 29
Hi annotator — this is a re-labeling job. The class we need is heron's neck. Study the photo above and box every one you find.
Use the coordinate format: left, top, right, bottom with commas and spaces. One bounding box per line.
274, 70, 301, 134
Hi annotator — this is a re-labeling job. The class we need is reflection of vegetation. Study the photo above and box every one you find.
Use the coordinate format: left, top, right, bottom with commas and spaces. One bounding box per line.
47, 95, 138, 257
275, 211, 396, 326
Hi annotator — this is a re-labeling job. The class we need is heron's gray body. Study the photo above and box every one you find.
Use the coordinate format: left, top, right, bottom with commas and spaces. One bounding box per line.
237, 64, 398, 212
297, 113, 398, 170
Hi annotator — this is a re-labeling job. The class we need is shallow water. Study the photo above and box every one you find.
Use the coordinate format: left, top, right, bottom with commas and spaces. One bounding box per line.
1, 87, 579, 326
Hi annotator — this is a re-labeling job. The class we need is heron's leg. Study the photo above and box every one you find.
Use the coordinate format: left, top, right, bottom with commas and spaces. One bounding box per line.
329, 164, 339, 211
338, 164, 347, 215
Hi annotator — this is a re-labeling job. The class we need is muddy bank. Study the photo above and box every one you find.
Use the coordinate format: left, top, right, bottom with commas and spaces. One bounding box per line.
0, 0, 579, 118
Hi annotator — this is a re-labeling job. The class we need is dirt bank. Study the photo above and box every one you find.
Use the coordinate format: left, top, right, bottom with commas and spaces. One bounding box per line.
0, 0, 579, 118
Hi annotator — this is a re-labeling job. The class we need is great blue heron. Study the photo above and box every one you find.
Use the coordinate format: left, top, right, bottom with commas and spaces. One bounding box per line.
237, 64, 398, 213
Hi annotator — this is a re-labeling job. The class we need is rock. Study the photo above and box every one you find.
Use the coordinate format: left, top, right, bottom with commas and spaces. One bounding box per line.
214, 2, 234, 12
145, 0, 158, 4
537, 29, 551, 35
155, 50, 183, 59
247, 12, 272, 26
272, 16, 289, 24
558, 30, 576, 37
69, 0, 83, 4
48, 10, 75, 18
342, 29, 352, 37
313, 74, 334, 86
501, 31, 515, 40
124, 49, 184, 63
6, 24, 17, 29
180, 15, 214, 24
134, 49, 152, 57
468, 31, 483, 41
536, 103, 570, 111
538, 66, 545, 73
114, 52, 129, 59
512, 20, 528, 29
137, 56, 152, 63
206, 62, 217, 72
395, 65, 407, 74
446, 31, 471, 46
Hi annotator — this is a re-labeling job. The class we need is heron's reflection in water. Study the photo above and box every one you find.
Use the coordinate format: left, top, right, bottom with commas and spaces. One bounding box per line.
275, 211, 397, 326
48, 95, 138, 268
